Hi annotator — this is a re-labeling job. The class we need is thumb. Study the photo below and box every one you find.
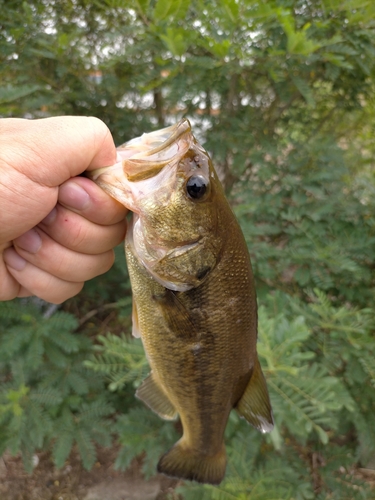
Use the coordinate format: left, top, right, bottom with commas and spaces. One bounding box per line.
0, 116, 117, 243
0, 116, 117, 187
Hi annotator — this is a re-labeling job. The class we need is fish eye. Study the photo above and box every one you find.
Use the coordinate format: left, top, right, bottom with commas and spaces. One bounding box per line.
186, 175, 209, 200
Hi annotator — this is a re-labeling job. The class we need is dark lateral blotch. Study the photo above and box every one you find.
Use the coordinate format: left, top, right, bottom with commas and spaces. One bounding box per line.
196, 266, 211, 281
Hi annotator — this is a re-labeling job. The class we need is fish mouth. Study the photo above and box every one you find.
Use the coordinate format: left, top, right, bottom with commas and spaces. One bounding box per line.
90, 118, 192, 184
121, 119, 191, 160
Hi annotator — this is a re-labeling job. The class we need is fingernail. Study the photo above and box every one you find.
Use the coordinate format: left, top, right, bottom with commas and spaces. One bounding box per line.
14, 229, 42, 254
3, 247, 27, 271
41, 207, 57, 226
59, 182, 90, 210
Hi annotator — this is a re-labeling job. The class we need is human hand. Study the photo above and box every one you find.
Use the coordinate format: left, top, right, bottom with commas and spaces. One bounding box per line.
0, 116, 127, 303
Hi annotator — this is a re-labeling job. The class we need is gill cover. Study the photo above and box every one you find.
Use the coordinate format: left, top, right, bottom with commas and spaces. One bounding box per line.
89, 119, 219, 292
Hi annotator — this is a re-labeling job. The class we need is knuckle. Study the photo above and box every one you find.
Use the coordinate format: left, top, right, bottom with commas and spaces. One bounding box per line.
87, 116, 112, 149
70, 223, 88, 250
0, 266, 20, 301
0, 289, 18, 301
40, 280, 84, 304
103, 250, 115, 273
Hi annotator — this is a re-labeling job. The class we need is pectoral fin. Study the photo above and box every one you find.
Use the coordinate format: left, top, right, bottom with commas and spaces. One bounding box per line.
235, 356, 274, 433
153, 289, 198, 339
136, 373, 177, 421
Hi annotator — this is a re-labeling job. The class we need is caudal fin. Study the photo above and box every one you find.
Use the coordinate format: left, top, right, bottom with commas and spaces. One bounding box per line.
157, 439, 226, 485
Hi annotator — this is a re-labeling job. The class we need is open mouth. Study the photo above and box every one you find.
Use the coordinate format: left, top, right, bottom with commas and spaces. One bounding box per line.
90, 119, 193, 183
121, 118, 191, 158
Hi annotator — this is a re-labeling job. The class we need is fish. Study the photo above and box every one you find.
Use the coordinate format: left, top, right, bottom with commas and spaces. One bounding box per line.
88, 119, 274, 485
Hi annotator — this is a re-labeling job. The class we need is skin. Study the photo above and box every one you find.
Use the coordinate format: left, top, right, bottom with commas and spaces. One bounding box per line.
0, 116, 128, 303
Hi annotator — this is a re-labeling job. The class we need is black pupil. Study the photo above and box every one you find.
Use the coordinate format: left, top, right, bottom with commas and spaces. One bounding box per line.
186, 175, 208, 199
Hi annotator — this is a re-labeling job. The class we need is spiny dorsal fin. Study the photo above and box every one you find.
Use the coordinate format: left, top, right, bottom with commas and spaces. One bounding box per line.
235, 356, 274, 433
136, 373, 177, 421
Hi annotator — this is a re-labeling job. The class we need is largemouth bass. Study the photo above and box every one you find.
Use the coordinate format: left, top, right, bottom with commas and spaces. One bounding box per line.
89, 119, 273, 485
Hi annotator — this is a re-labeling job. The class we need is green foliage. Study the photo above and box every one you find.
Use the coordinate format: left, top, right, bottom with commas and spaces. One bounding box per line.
115, 407, 179, 478
258, 303, 356, 445
85, 332, 148, 391
178, 414, 372, 500
0, 301, 113, 471
1, 0, 375, 497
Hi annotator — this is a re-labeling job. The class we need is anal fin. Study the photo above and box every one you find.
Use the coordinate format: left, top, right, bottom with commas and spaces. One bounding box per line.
136, 373, 177, 421
235, 356, 274, 433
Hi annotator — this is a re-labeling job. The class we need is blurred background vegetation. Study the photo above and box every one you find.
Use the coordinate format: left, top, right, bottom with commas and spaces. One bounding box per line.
1, 0, 375, 498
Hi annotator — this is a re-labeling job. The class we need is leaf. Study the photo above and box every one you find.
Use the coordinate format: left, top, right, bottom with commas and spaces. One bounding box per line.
210, 40, 231, 58
219, 0, 239, 23
76, 428, 96, 470
134, 0, 150, 15
53, 431, 74, 468
153, 0, 189, 21
85, 334, 148, 390
257, 306, 314, 373
159, 27, 188, 56
268, 363, 355, 442
0, 84, 42, 104
278, 11, 321, 55
291, 76, 316, 107
115, 406, 178, 478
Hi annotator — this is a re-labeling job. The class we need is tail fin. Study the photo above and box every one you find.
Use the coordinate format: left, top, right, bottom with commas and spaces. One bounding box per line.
157, 439, 226, 485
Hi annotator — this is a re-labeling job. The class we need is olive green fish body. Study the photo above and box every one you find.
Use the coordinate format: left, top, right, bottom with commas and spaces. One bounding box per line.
89, 120, 273, 485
